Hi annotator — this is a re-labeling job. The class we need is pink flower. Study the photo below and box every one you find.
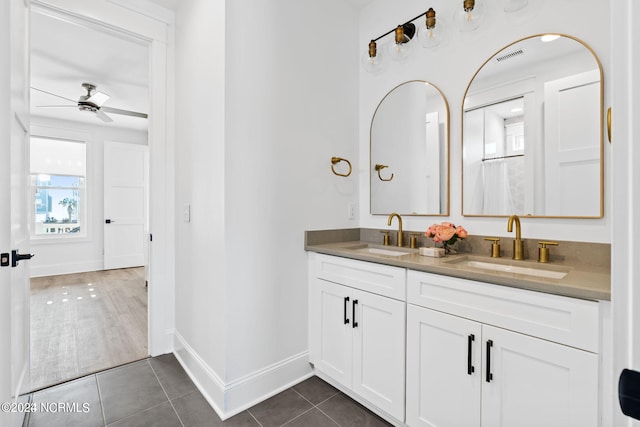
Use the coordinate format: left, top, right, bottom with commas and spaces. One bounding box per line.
435, 224, 456, 242
425, 225, 437, 237
456, 226, 468, 238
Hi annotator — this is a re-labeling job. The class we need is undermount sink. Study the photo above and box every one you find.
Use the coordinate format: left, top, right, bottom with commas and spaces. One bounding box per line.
345, 244, 412, 257
444, 256, 570, 279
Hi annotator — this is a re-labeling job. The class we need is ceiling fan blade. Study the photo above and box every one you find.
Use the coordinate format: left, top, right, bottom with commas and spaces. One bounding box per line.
36, 105, 79, 108
30, 87, 77, 103
86, 91, 110, 107
95, 109, 114, 123
101, 106, 148, 119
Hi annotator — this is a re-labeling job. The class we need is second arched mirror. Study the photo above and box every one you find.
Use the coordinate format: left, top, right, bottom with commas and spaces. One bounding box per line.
370, 81, 450, 216
462, 34, 603, 218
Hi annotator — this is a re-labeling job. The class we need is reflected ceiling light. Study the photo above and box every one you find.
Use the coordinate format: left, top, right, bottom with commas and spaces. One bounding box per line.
541, 34, 561, 43
454, 0, 484, 32
418, 8, 446, 48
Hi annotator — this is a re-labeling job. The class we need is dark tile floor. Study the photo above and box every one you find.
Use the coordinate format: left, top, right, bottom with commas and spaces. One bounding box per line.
24, 353, 392, 426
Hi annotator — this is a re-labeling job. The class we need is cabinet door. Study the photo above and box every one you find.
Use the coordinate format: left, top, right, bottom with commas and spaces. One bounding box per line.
406, 305, 482, 427
481, 325, 598, 427
352, 288, 406, 421
310, 279, 353, 388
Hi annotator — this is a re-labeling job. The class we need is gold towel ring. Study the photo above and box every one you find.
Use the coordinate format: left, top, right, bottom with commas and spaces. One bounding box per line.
331, 157, 352, 177
375, 164, 394, 181
607, 107, 612, 143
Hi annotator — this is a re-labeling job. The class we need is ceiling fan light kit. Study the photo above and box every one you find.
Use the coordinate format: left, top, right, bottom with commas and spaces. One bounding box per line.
32, 82, 148, 123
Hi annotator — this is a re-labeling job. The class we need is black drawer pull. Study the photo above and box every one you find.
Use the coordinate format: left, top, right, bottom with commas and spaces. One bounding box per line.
352, 299, 358, 328
486, 340, 493, 382
467, 334, 475, 375
343, 296, 350, 324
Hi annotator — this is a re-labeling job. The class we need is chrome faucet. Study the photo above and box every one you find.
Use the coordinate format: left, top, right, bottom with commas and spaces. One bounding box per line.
387, 212, 404, 247
507, 214, 524, 260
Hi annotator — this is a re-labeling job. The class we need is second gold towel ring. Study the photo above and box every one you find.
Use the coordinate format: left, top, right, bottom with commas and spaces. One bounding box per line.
375, 164, 394, 181
331, 157, 352, 177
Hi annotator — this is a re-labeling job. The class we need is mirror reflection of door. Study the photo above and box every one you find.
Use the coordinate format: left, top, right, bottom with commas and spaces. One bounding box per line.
462, 35, 603, 218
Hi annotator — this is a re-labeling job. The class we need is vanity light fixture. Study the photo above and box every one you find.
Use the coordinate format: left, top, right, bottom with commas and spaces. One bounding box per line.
361, 8, 441, 72
453, 0, 484, 32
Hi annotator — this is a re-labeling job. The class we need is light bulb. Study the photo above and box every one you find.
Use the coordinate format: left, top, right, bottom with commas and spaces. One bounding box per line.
361, 40, 385, 74
390, 24, 415, 62
454, 0, 484, 32
418, 8, 445, 48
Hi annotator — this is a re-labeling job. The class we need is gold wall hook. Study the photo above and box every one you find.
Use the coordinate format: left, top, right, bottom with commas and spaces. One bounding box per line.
331, 157, 352, 177
375, 164, 394, 181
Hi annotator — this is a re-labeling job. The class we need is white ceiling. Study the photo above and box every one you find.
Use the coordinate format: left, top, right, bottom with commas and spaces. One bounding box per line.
30, 10, 150, 132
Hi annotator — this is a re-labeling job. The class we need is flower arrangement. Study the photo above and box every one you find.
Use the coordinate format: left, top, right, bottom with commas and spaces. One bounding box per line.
425, 222, 468, 253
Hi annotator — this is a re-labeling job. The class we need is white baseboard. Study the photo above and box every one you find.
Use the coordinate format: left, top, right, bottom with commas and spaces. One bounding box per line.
173, 331, 313, 420
30, 260, 103, 278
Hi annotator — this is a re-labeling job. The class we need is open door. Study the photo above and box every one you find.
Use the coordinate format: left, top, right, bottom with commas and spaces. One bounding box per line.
1, 0, 31, 425
104, 141, 148, 270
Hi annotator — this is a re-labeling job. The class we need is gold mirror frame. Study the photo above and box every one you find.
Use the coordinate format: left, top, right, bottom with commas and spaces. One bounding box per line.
461, 34, 604, 219
370, 80, 450, 216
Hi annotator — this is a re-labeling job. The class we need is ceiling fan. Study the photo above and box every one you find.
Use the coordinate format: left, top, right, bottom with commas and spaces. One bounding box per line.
31, 83, 148, 123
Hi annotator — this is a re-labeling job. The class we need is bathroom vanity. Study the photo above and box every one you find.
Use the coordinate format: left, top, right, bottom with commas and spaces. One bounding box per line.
306, 231, 610, 427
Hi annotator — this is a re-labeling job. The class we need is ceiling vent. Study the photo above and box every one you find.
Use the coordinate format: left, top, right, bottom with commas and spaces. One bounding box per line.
494, 48, 525, 63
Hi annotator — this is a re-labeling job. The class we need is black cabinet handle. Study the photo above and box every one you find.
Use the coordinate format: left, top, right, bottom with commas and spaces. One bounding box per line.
467, 334, 475, 375
352, 299, 358, 328
486, 340, 493, 382
343, 296, 350, 324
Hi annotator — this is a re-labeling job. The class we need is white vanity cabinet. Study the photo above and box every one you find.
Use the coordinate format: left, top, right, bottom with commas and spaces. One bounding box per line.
308, 253, 406, 421
406, 270, 600, 427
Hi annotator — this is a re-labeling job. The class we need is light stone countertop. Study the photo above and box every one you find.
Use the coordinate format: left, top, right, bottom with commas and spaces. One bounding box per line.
305, 240, 611, 301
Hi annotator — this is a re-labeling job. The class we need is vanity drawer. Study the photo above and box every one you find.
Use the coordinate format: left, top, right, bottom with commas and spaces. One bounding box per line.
407, 270, 599, 352
312, 253, 406, 301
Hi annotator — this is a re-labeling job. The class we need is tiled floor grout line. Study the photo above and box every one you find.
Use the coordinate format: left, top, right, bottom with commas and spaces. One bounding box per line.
279, 406, 316, 427
94, 373, 108, 427
290, 387, 343, 427
103, 402, 171, 427
246, 409, 265, 427
147, 359, 186, 427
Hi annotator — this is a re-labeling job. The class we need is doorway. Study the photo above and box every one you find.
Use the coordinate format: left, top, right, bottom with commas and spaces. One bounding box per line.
27, 2, 162, 390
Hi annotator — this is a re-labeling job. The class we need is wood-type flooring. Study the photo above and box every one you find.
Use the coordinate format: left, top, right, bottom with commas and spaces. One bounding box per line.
29, 267, 148, 390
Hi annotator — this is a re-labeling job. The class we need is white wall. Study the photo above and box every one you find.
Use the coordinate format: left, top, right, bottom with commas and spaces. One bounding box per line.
173, 0, 359, 417
29, 116, 147, 277
359, 0, 611, 243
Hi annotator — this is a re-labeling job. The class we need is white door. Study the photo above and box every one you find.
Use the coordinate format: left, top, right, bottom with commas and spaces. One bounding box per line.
310, 279, 353, 389
543, 69, 601, 217
352, 289, 405, 421
104, 141, 148, 270
1, 1, 30, 426
406, 305, 481, 427
481, 325, 598, 427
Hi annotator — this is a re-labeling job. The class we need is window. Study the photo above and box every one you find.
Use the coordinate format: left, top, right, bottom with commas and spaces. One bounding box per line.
30, 136, 86, 238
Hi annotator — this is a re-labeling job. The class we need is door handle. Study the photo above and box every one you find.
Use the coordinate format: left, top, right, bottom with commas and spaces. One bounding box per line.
11, 250, 34, 268
343, 296, 350, 325
105, 219, 114, 224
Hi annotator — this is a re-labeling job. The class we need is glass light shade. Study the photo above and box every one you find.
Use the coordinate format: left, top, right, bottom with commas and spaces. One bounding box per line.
390, 24, 415, 62
503, 0, 528, 12
418, 9, 446, 48
453, 0, 484, 32
361, 41, 385, 74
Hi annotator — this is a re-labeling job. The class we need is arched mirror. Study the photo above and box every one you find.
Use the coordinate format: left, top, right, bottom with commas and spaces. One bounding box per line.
462, 34, 603, 218
370, 81, 449, 215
